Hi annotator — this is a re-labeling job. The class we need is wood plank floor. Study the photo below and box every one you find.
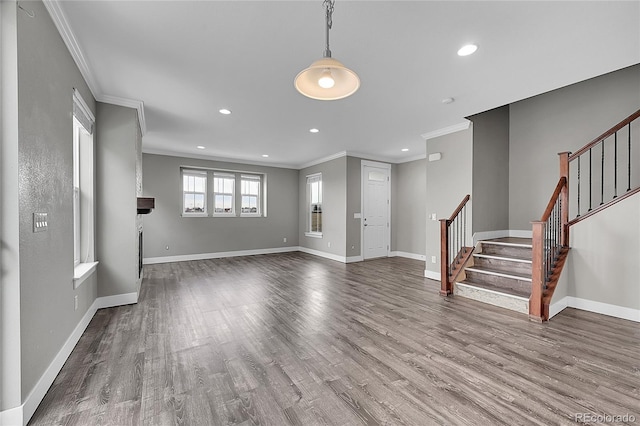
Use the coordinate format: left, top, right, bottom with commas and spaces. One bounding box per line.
29, 253, 639, 425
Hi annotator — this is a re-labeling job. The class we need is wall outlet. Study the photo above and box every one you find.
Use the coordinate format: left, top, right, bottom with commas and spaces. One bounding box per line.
351, 245, 355, 250
431, 256, 437, 264
327, 242, 331, 248
430, 213, 437, 221
283, 237, 287, 243
165, 245, 170, 250
74, 295, 78, 311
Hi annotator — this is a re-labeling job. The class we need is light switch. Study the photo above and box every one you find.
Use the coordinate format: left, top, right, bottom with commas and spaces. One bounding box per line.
430, 213, 437, 220
33, 212, 48, 233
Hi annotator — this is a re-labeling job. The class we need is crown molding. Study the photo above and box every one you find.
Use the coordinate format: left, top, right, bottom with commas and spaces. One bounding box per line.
142, 148, 298, 170
297, 151, 348, 169
396, 153, 427, 163
99, 95, 147, 135
43, 0, 147, 135
421, 120, 471, 141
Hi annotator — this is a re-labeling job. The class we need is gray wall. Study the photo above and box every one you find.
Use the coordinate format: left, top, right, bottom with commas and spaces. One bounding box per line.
346, 156, 362, 258
469, 106, 510, 233
298, 156, 347, 257
563, 194, 639, 310
509, 64, 640, 229
96, 103, 140, 297
392, 158, 427, 256
15, 0, 97, 402
425, 127, 473, 275
142, 153, 299, 258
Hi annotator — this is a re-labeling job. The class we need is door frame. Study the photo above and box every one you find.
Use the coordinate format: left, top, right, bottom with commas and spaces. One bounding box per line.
360, 160, 391, 260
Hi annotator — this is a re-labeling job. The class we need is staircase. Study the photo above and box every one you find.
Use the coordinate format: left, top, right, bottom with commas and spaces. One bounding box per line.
455, 238, 532, 314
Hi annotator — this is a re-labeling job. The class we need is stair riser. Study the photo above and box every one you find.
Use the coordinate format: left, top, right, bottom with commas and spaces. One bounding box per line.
480, 244, 532, 260
465, 270, 531, 294
473, 257, 532, 275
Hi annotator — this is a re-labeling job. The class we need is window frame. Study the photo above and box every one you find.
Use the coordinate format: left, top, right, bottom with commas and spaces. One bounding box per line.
212, 172, 236, 216
182, 169, 208, 216
305, 173, 323, 238
240, 174, 262, 217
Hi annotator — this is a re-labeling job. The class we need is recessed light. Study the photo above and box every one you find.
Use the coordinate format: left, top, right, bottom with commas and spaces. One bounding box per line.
457, 44, 478, 56
442, 97, 455, 104
262, 154, 269, 158
219, 108, 232, 115
401, 148, 409, 152
196, 146, 206, 149
309, 128, 319, 133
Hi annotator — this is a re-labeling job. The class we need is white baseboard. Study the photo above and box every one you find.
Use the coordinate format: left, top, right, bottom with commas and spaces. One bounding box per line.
0, 405, 23, 426
346, 255, 363, 263
548, 296, 569, 319
424, 269, 441, 280
297, 246, 347, 263
143, 246, 299, 265
95, 292, 138, 309
566, 296, 640, 322
509, 229, 533, 238
390, 251, 426, 261
5, 289, 139, 426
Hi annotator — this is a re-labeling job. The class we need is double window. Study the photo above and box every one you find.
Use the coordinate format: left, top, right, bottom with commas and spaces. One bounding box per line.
306, 173, 322, 237
182, 168, 265, 217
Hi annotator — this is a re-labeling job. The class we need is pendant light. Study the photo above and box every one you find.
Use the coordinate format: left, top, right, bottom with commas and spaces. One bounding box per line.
295, 0, 360, 100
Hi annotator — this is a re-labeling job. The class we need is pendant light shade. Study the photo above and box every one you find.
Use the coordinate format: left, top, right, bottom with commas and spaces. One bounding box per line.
295, 57, 360, 100
295, 0, 359, 101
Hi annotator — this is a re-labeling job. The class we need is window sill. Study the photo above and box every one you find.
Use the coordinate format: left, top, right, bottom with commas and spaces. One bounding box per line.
240, 213, 262, 218
305, 232, 323, 239
74, 261, 99, 289
182, 213, 208, 218
212, 213, 236, 217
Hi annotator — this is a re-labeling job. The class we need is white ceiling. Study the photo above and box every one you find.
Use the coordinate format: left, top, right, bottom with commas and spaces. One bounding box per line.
57, 1, 640, 168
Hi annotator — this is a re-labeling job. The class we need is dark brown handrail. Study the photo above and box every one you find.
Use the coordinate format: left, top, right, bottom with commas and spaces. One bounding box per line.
440, 194, 472, 296
569, 109, 640, 160
448, 194, 471, 221
541, 177, 566, 221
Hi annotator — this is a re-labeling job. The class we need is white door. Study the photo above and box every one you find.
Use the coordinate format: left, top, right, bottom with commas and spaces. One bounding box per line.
362, 163, 390, 259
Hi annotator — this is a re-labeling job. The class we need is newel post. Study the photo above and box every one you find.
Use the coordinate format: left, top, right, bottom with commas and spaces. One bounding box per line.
559, 152, 570, 247
439, 219, 451, 296
530, 221, 545, 322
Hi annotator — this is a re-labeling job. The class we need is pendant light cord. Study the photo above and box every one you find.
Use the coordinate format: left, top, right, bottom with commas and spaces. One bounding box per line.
323, 0, 335, 58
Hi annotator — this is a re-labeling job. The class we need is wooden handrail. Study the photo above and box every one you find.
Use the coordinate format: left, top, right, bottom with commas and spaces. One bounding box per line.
448, 194, 471, 221
569, 109, 640, 160
540, 177, 566, 221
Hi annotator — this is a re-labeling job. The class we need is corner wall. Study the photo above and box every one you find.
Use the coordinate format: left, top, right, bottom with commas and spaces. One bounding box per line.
392, 158, 427, 258
425, 127, 473, 277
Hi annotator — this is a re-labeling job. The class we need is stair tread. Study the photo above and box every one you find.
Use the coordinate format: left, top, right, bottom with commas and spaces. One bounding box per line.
466, 266, 532, 281
473, 253, 532, 263
458, 280, 530, 299
481, 237, 532, 248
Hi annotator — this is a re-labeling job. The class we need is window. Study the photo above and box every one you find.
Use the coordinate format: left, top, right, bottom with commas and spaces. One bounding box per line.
180, 168, 266, 218
306, 173, 322, 237
241, 174, 261, 215
72, 89, 97, 287
213, 173, 235, 215
183, 170, 207, 214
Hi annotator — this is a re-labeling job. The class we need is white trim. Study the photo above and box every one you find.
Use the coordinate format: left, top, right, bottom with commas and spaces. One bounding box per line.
396, 153, 427, 164
72, 88, 95, 123
361, 160, 392, 261
297, 247, 347, 263
73, 261, 98, 289
424, 269, 441, 280
509, 229, 533, 238
13, 291, 138, 425
42, 0, 100, 97
0, 405, 23, 426
95, 292, 138, 309
304, 232, 323, 238
548, 296, 569, 319
143, 246, 299, 265
421, 120, 471, 141
346, 151, 398, 165
298, 151, 347, 169
565, 297, 640, 323
144, 148, 297, 170
346, 255, 363, 263
99, 95, 146, 135
390, 251, 426, 261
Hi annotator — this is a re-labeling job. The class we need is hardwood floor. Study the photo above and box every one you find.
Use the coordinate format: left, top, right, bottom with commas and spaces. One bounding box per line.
29, 253, 639, 425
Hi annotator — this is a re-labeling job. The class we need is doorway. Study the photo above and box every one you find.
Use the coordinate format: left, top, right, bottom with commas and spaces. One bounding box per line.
361, 161, 391, 259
